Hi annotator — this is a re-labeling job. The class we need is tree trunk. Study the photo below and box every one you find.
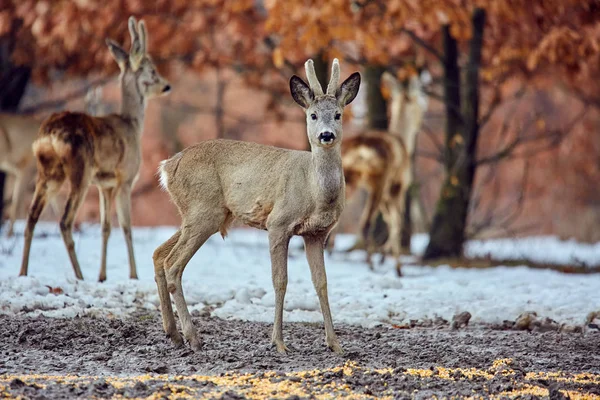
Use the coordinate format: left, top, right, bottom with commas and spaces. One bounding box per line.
423, 9, 486, 260
364, 65, 388, 130
0, 18, 31, 228
215, 67, 226, 139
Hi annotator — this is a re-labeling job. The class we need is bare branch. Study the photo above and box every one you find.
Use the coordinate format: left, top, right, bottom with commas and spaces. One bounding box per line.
400, 28, 443, 62
479, 84, 527, 128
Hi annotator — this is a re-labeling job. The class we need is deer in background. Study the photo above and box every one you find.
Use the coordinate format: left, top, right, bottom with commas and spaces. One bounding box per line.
154, 59, 360, 353
327, 68, 430, 276
19, 16, 171, 282
0, 113, 42, 237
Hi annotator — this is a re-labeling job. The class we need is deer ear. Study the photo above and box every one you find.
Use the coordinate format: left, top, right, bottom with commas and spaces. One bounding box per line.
290, 75, 314, 108
128, 16, 143, 71
336, 72, 361, 106
106, 39, 128, 70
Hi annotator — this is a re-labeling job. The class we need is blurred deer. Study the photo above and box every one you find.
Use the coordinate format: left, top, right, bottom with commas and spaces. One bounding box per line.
0, 113, 41, 237
154, 59, 360, 353
19, 16, 171, 282
327, 68, 430, 276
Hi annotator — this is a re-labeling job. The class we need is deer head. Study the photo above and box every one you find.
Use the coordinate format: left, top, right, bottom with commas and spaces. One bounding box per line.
290, 59, 360, 149
106, 16, 170, 99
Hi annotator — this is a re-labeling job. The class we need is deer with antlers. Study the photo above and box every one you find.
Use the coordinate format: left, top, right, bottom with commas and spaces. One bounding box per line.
154, 59, 360, 353
327, 69, 430, 275
19, 16, 171, 282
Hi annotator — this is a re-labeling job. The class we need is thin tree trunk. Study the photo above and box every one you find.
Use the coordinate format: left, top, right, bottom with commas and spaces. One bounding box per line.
364, 65, 388, 130
215, 67, 226, 139
423, 8, 486, 260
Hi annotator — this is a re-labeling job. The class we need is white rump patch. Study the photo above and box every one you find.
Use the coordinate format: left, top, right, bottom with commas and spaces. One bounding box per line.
157, 160, 169, 191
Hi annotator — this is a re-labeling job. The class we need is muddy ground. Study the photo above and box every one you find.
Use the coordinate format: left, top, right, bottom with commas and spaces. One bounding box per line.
1, 313, 599, 399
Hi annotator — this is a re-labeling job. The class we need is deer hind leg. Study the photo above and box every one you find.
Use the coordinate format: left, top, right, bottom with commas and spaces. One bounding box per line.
378, 201, 393, 265
98, 187, 115, 282
60, 164, 91, 281
114, 184, 137, 280
19, 175, 63, 277
164, 211, 223, 351
363, 184, 385, 270
391, 188, 409, 277
268, 227, 291, 353
344, 187, 369, 253
153, 230, 183, 346
386, 200, 403, 276
6, 170, 26, 237
304, 235, 342, 353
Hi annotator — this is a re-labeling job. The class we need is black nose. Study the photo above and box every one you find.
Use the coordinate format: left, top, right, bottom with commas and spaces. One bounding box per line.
162, 85, 171, 93
318, 131, 336, 143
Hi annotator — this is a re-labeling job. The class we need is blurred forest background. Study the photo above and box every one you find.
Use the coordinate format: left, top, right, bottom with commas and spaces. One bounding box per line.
1, 0, 599, 260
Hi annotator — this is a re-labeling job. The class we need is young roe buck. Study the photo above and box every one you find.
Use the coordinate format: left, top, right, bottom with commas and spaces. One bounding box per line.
327, 69, 430, 275
0, 113, 42, 237
154, 59, 360, 353
19, 16, 171, 282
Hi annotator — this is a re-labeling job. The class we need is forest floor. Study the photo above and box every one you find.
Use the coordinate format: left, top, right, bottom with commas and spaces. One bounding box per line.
1, 313, 599, 399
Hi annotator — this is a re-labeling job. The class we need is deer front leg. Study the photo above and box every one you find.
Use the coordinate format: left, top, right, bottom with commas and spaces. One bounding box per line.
268, 229, 291, 353
115, 184, 137, 280
304, 234, 343, 354
98, 187, 114, 282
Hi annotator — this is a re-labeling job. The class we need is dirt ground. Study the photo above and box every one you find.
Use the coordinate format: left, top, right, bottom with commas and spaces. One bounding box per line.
0, 313, 599, 399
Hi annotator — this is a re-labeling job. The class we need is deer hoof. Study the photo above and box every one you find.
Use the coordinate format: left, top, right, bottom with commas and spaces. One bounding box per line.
168, 331, 184, 347
189, 336, 202, 352
272, 340, 290, 354
327, 340, 344, 354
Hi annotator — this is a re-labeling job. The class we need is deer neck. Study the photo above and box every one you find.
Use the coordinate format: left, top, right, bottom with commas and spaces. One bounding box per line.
388, 91, 405, 137
310, 146, 343, 206
120, 72, 146, 133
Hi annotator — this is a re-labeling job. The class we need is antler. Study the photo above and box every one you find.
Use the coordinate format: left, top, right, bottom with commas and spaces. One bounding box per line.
326, 58, 340, 95
304, 59, 324, 96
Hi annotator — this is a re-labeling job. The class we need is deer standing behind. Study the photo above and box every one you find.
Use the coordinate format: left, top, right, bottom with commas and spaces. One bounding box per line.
327, 69, 430, 276
0, 114, 42, 237
154, 59, 360, 353
19, 16, 170, 282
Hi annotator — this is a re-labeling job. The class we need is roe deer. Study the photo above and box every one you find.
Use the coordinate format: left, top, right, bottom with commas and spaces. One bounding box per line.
0, 113, 41, 237
327, 69, 429, 276
19, 16, 171, 282
153, 59, 360, 353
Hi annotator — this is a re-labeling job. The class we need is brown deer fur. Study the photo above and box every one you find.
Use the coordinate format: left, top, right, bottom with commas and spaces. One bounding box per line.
153, 59, 360, 354
19, 16, 170, 282
0, 113, 42, 237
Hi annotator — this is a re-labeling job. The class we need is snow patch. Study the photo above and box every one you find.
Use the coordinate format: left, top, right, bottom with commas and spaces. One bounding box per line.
1, 221, 599, 327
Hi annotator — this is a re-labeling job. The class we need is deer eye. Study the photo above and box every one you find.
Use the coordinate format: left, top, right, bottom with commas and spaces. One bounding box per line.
311, 113, 317, 120
335, 113, 341, 120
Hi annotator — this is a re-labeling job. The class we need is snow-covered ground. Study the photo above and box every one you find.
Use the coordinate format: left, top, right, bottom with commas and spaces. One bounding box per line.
1, 221, 599, 327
